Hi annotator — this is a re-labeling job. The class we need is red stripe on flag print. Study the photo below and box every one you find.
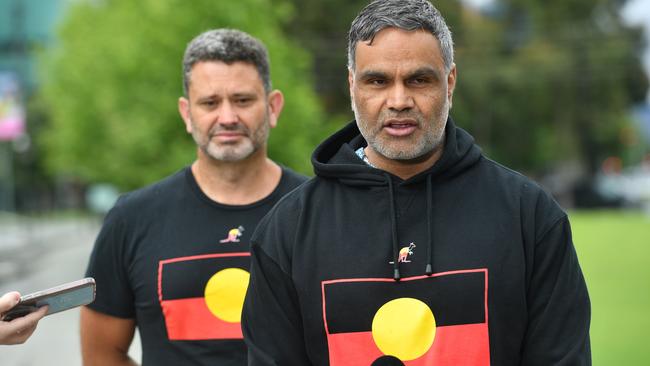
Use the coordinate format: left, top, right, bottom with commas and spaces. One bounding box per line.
160, 297, 243, 340
322, 269, 490, 364
327, 324, 489, 366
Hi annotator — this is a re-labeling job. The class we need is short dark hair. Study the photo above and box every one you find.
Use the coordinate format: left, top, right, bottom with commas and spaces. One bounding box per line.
348, 0, 454, 72
182, 29, 271, 95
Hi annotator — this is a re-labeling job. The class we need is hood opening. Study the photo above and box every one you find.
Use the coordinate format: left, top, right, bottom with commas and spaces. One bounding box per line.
312, 117, 481, 279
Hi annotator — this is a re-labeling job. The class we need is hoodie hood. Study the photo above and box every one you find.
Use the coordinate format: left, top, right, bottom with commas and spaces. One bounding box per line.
312, 117, 482, 185
311, 117, 482, 280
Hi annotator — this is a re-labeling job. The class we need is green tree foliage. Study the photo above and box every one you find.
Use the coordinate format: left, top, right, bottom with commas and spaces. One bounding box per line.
277, 0, 365, 119
280, 0, 464, 120
456, 0, 649, 174
283, 0, 648, 176
39, 0, 327, 189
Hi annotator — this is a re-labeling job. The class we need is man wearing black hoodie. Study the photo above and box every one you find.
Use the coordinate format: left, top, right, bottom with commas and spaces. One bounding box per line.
242, 0, 591, 365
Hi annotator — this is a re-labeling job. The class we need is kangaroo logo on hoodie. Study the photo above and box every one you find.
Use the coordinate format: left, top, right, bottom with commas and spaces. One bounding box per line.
220, 226, 244, 243
389, 242, 416, 264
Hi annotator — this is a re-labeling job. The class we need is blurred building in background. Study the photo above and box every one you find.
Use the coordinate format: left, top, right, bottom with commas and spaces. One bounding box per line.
0, 0, 73, 212
0, 0, 67, 92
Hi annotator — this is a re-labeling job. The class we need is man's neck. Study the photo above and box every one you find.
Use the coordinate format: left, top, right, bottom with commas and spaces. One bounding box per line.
191, 150, 281, 205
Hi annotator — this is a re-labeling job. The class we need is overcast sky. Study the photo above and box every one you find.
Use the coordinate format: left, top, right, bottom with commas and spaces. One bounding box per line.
621, 0, 650, 82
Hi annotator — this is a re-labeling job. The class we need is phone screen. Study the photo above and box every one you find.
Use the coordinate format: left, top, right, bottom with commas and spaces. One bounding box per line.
2, 278, 96, 321
34, 282, 95, 315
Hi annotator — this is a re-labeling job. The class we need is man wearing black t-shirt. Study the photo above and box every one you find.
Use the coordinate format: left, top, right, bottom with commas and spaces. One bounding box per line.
80, 29, 307, 366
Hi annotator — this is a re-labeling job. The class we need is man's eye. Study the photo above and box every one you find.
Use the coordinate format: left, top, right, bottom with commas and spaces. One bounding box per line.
236, 98, 252, 105
369, 79, 386, 86
409, 78, 429, 85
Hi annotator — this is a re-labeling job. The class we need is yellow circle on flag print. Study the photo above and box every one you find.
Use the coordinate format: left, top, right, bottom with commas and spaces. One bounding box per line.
371, 297, 437, 361
204, 268, 250, 323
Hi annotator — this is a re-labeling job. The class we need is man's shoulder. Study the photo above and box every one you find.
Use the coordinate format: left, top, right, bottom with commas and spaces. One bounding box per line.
264, 174, 330, 217
279, 166, 309, 186
478, 157, 566, 227
478, 157, 549, 194
114, 168, 188, 212
271, 166, 309, 198
249, 177, 321, 266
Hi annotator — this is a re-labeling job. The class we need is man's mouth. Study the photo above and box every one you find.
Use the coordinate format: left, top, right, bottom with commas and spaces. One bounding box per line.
383, 119, 417, 137
211, 131, 247, 143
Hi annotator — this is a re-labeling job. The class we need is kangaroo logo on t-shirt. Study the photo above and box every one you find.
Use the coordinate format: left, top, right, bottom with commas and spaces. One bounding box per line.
220, 226, 244, 243
389, 242, 416, 264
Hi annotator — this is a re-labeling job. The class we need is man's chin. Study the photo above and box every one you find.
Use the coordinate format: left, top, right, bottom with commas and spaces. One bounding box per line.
371, 144, 437, 163
204, 145, 256, 162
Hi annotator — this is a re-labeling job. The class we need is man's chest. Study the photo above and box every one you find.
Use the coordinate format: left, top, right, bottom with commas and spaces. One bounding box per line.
127, 215, 263, 340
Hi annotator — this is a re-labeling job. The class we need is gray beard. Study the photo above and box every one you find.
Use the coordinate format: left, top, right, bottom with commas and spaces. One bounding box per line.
352, 103, 443, 161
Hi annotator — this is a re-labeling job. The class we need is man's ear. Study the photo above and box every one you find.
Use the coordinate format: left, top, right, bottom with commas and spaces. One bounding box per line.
348, 69, 354, 93
267, 90, 284, 128
178, 97, 192, 133
447, 63, 457, 108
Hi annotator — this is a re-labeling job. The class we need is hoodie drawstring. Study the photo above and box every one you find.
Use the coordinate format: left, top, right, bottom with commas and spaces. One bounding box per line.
425, 174, 433, 276
386, 173, 434, 280
384, 173, 401, 281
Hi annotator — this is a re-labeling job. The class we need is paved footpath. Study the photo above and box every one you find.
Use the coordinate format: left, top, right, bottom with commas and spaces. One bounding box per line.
1, 216, 141, 365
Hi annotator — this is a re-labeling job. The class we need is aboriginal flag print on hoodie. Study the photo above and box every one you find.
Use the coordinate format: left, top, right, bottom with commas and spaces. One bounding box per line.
323, 269, 489, 365
242, 118, 591, 365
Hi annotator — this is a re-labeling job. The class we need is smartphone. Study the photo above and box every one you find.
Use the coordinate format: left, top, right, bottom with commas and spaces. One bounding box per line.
1, 277, 96, 322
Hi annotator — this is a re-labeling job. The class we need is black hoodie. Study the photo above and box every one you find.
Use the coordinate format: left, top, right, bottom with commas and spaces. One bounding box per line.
242, 119, 591, 366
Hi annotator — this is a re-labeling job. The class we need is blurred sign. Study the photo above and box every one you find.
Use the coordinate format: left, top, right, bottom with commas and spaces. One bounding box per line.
85, 183, 120, 214
632, 105, 650, 143
0, 73, 25, 141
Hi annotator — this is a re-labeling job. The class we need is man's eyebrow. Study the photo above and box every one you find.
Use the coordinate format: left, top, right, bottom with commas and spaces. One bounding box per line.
231, 92, 257, 98
406, 67, 442, 80
358, 70, 389, 80
196, 94, 220, 101
357, 67, 443, 81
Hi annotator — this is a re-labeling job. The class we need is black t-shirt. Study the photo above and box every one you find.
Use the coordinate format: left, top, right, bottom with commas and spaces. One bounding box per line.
85, 166, 307, 366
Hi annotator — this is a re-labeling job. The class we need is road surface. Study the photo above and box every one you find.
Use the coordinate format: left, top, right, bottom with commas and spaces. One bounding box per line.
0, 216, 141, 365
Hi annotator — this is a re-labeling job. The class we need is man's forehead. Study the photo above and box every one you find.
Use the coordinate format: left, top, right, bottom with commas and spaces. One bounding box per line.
191, 59, 257, 74
356, 27, 440, 51
188, 60, 264, 94
353, 28, 445, 73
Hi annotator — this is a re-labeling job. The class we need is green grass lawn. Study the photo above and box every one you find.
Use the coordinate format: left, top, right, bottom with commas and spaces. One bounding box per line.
569, 210, 650, 365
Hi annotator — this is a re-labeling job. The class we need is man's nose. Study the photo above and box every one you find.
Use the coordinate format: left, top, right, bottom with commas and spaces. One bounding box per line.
386, 84, 414, 111
217, 101, 238, 124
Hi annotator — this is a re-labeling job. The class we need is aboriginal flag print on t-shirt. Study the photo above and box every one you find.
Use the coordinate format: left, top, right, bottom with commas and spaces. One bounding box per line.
322, 269, 490, 365
158, 252, 250, 340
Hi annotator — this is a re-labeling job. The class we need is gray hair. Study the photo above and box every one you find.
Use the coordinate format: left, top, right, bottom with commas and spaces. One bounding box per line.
347, 0, 454, 72
182, 29, 271, 95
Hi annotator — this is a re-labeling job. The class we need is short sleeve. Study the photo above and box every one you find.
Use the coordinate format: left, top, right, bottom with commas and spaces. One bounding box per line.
84, 199, 136, 318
